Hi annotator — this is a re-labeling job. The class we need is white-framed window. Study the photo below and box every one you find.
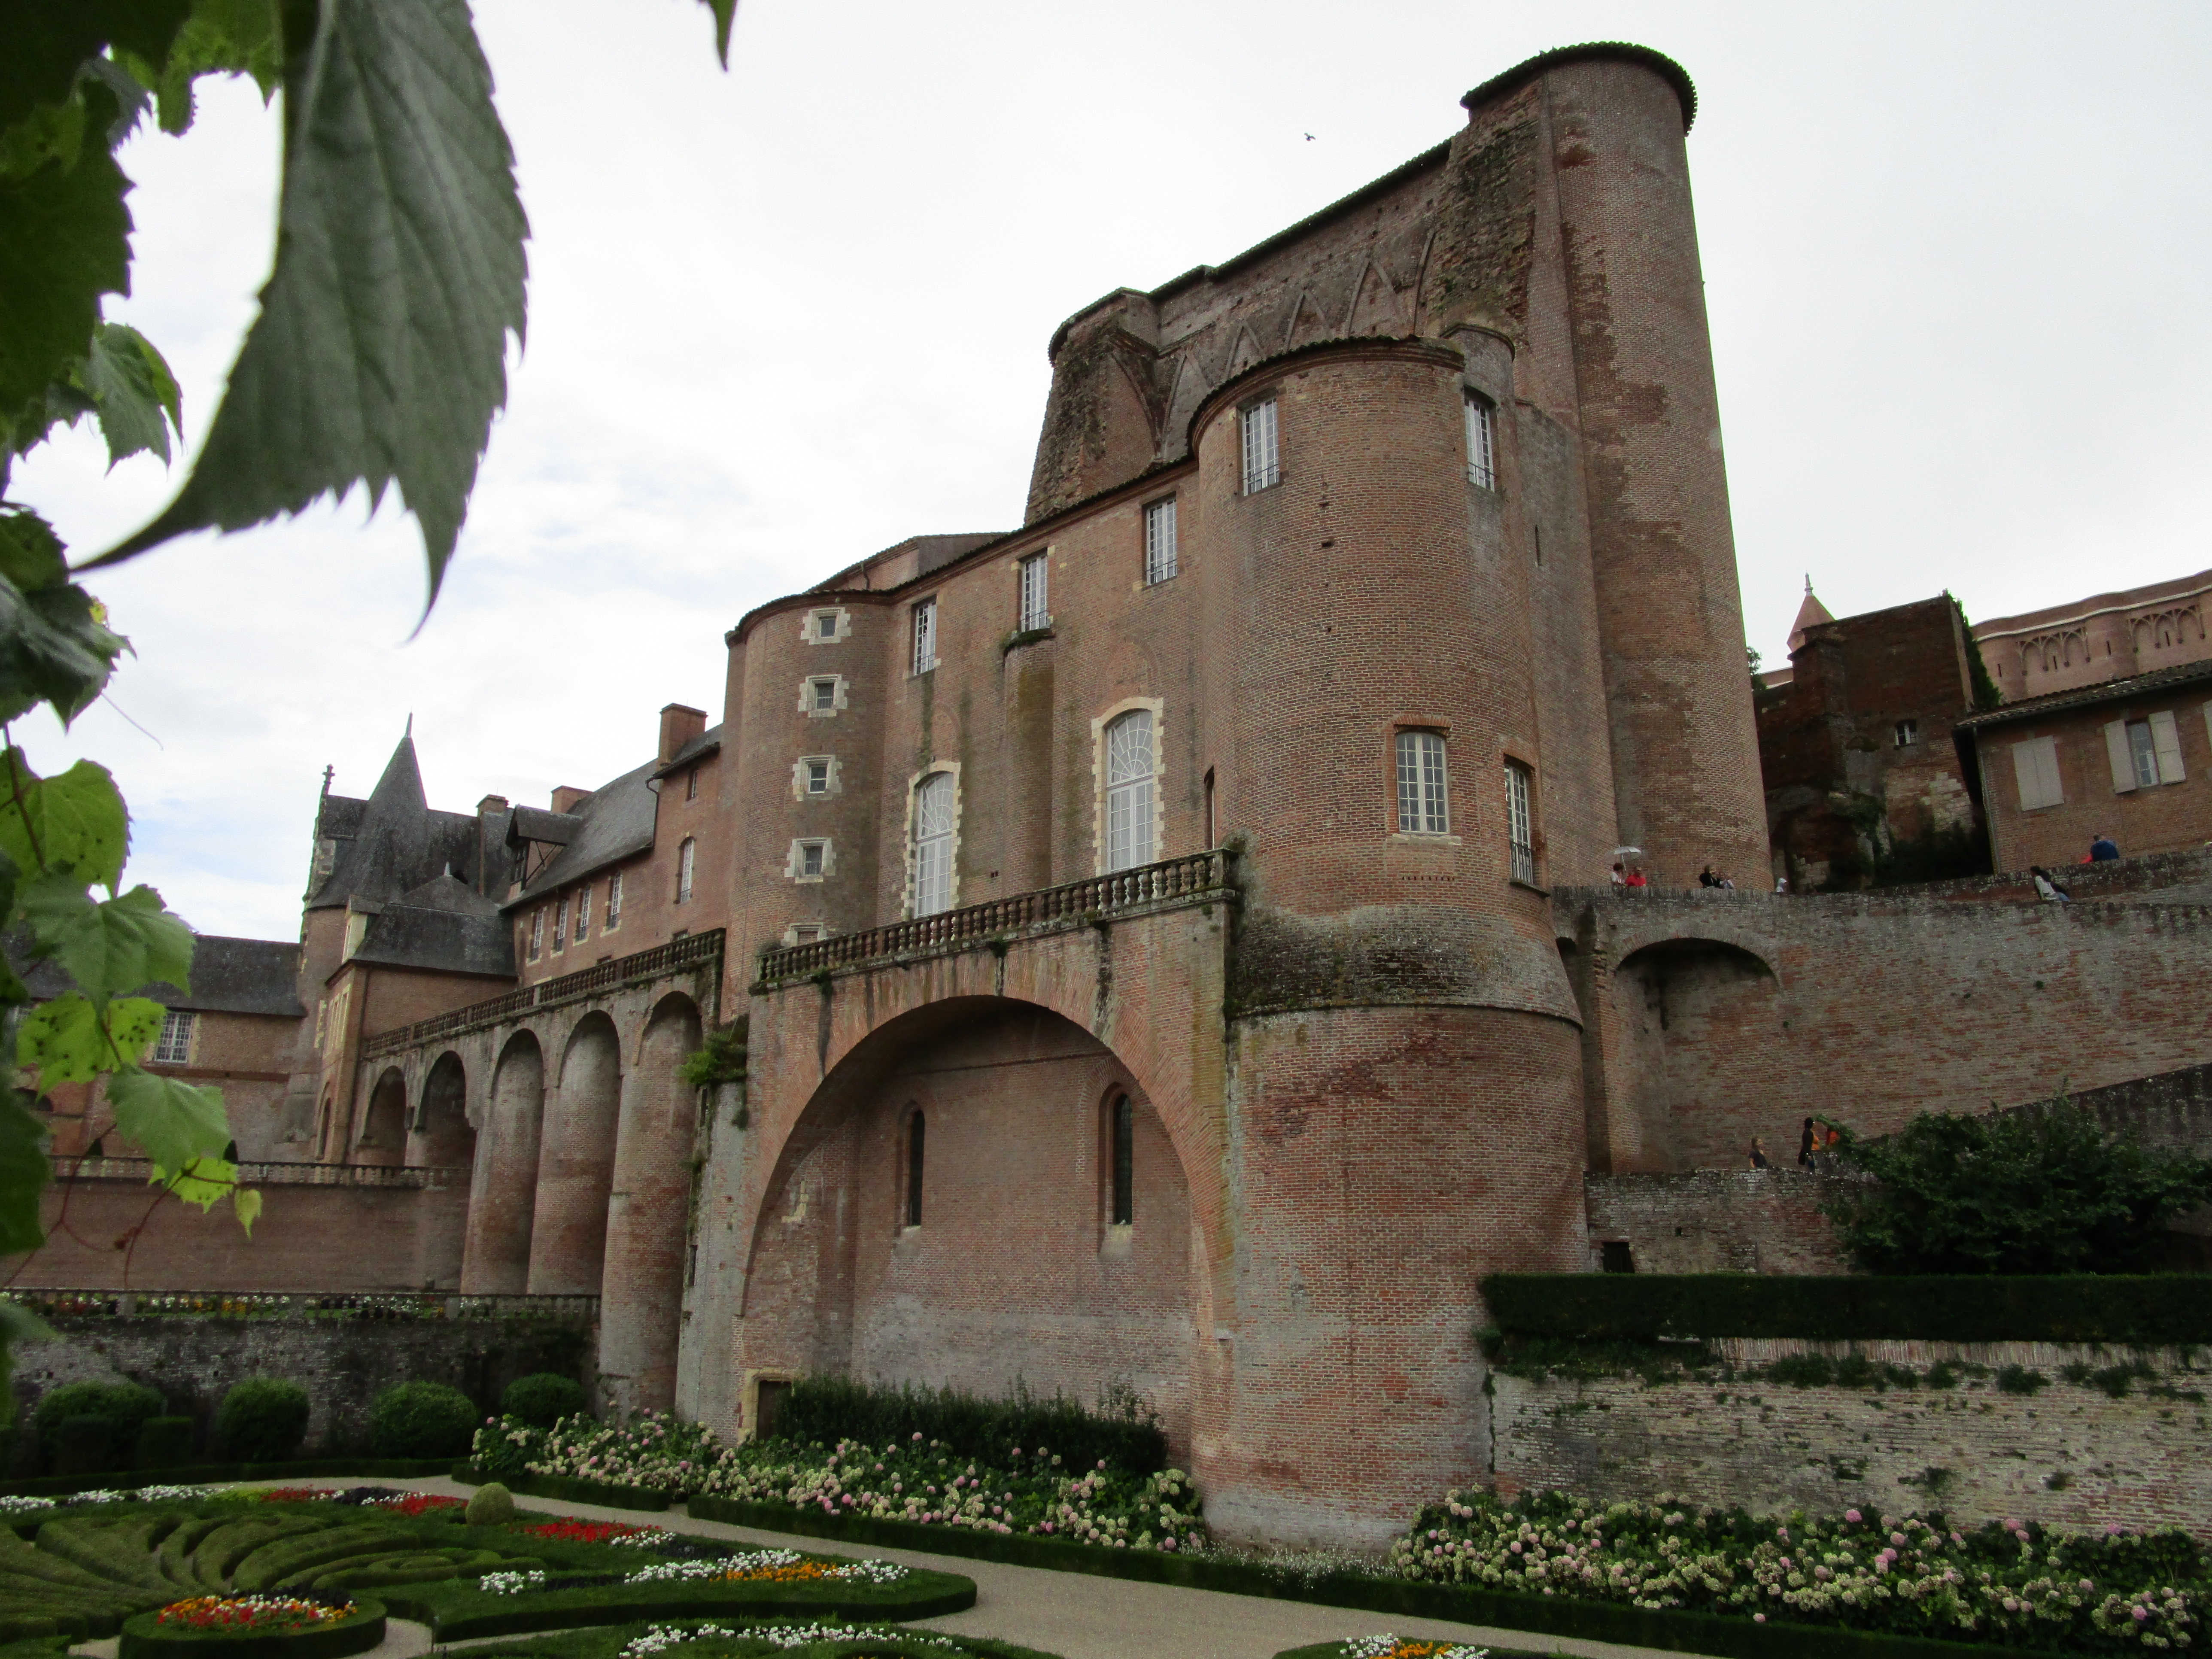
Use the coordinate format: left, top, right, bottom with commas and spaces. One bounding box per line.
676, 836, 696, 903
1397, 731, 1449, 835
1504, 760, 1535, 885
1018, 553, 1050, 632
792, 839, 829, 881
1105, 710, 1156, 871
2011, 735, 2063, 811
605, 870, 623, 930
1143, 497, 1178, 584
152, 1008, 195, 1066
912, 598, 938, 674
529, 907, 545, 959
574, 884, 591, 942
911, 771, 957, 916
2106, 713, 2185, 792
1894, 719, 1919, 748
1465, 392, 1496, 490
1240, 398, 1279, 494
552, 896, 568, 953
807, 677, 840, 714
804, 757, 831, 796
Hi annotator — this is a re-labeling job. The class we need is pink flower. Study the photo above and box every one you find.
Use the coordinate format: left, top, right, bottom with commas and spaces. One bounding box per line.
1754, 1614, 1766, 1624
1845, 1509, 1863, 1524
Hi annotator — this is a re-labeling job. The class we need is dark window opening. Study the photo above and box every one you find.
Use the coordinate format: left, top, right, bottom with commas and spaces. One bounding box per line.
756, 1378, 792, 1439
1600, 1240, 1635, 1274
905, 1112, 925, 1228
1110, 1094, 1134, 1226
1203, 768, 1216, 848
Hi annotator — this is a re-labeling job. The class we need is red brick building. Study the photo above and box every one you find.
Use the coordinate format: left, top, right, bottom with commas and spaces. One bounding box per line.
12, 45, 2212, 1549
1973, 568, 2212, 702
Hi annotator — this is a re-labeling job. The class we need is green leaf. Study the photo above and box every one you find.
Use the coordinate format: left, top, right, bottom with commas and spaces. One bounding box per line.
0, 750, 130, 891
15, 992, 160, 1084
124, 0, 283, 135
80, 322, 182, 467
18, 876, 192, 1008
0, 509, 131, 726
0, 0, 191, 132
165, 1153, 234, 1212
231, 1183, 261, 1236
104, 1064, 228, 1180
98, 0, 530, 609
701, 0, 738, 67
0, 1093, 50, 1255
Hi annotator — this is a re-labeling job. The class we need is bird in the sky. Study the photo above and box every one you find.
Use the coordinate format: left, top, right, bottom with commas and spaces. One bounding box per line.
1304, 132, 1316, 141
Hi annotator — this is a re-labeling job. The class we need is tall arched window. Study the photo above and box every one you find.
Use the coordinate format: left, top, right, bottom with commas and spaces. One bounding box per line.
912, 772, 956, 915
675, 836, 696, 902
1105, 710, 1155, 871
904, 1111, 925, 1228
1109, 1094, 1134, 1226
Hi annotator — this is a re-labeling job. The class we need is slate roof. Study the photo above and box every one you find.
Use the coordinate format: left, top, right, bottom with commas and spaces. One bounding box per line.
13, 934, 304, 1017
347, 875, 514, 978
509, 805, 583, 846
651, 728, 721, 780
307, 735, 482, 912
504, 745, 681, 909
1952, 659, 2212, 732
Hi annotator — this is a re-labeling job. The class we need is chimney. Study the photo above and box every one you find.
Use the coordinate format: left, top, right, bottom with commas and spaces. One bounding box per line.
551, 786, 591, 814
659, 703, 708, 765
477, 794, 509, 816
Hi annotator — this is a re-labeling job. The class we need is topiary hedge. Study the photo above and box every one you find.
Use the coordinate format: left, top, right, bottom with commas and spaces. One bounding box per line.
498, 1375, 589, 1431
33, 1384, 163, 1473
369, 1384, 477, 1459
216, 1382, 310, 1464
1479, 1273, 2212, 1346
763, 1375, 1167, 1474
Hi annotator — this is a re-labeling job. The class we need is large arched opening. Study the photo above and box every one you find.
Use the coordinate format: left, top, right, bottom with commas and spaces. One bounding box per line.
409, 1051, 474, 1168
599, 993, 703, 1417
1612, 938, 1783, 1170
737, 997, 1199, 1452
459, 1030, 544, 1293
356, 1068, 407, 1167
528, 1012, 623, 1295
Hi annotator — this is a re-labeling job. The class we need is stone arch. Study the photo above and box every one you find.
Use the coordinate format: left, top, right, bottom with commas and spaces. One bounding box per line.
410, 1051, 473, 1168
1611, 938, 1784, 1172
527, 1011, 623, 1295
599, 992, 702, 1416
459, 1029, 544, 1293
736, 995, 1201, 1452
356, 1068, 406, 1166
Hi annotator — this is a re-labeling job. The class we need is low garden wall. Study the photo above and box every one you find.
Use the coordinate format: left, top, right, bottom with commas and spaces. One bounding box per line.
3, 1291, 596, 1472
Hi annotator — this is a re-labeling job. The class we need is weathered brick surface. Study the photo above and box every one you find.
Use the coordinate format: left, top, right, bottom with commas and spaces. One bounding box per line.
1493, 1339, 2212, 1536
1584, 1170, 1847, 1274
1975, 568, 2212, 702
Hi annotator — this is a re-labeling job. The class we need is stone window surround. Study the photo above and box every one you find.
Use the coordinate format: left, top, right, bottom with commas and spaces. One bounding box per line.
785, 838, 834, 883
779, 921, 832, 947
799, 674, 849, 717
1386, 717, 1461, 846
899, 760, 962, 919
791, 754, 842, 800
1091, 697, 1167, 875
802, 607, 851, 645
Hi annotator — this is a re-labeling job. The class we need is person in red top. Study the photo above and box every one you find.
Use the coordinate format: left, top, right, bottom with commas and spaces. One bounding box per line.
1623, 867, 1649, 889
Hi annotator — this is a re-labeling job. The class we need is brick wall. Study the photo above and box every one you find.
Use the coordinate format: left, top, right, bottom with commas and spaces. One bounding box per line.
1974, 685, 2212, 872
1492, 1338, 2212, 1536
1583, 1170, 1847, 1275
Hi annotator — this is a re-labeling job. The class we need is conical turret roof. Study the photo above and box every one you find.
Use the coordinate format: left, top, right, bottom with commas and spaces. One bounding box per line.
307, 731, 478, 911
1787, 577, 1835, 653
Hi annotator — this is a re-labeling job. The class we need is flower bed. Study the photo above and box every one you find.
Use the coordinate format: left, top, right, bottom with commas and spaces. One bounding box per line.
1274, 1640, 1495, 1659
117, 1597, 385, 1659
439, 1613, 1064, 1659
1389, 1490, 2203, 1653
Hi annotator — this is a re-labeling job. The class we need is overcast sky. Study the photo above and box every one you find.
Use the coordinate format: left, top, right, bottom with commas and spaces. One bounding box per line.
13, 0, 2211, 942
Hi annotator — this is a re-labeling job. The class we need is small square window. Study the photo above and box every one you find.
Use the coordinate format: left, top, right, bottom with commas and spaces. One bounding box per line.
797, 840, 827, 879
806, 759, 830, 794
1894, 719, 1919, 747
1144, 498, 1178, 584
810, 678, 838, 712
816, 613, 837, 639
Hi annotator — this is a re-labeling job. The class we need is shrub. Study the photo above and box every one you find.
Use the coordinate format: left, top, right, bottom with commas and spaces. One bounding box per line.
216, 1378, 311, 1462
34, 1381, 163, 1470
500, 1372, 589, 1429
370, 1381, 477, 1458
767, 1375, 1167, 1475
1823, 1099, 2212, 1274
464, 1481, 515, 1524
135, 1415, 194, 1468
53, 1415, 116, 1476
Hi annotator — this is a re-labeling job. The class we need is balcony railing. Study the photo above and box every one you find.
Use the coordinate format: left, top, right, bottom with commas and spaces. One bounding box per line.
759, 848, 1235, 982
49, 1158, 467, 1189
1, 1289, 599, 1323
361, 929, 724, 1059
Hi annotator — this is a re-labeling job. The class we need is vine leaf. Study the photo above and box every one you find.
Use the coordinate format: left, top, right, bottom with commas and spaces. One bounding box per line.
166, 1153, 236, 1212
0, 750, 131, 893
0, 1094, 48, 1254
123, 0, 284, 136
700, 0, 738, 67
105, 1066, 229, 1182
0, 509, 131, 726
17, 993, 164, 1085
231, 1184, 261, 1235
18, 876, 193, 1009
0, 0, 192, 132
98, 0, 529, 609
80, 322, 183, 468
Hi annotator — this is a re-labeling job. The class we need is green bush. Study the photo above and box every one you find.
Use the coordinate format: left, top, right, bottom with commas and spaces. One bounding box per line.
215, 1378, 311, 1462
133, 1416, 194, 1469
767, 1374, 1167, 1474
1824, 1100, 2212, 1274
499, 1373, 589, 1429
33, 1382, 162, 1471
369, 1382, 477, 1458
52, 1416, 115, 1476
1480, 1271, 2212, 1346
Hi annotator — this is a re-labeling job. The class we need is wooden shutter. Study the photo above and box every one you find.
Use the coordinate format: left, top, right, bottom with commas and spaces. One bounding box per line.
2012, 737, 2061, 810
2149, 709, 2185, 782
2103, 720, 2137, 792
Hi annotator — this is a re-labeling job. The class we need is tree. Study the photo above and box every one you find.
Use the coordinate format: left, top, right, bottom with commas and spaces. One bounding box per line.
0, 0, 734, 1380
1822, 1100, 2212, 1275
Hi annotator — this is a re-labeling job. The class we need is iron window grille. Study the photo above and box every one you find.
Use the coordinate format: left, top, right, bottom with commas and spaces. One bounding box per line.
1241, 399, 1279, 493
1144, 498, 1178, 584
1018, 553, 1051, 632
1396, 731, 1449, 835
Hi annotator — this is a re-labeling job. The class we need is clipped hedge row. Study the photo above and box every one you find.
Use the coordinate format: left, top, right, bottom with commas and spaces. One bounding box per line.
451, 1466, 668, 1513
685, 1497, 2083, 1659
764, 1374, 1168, 1476
0, 1459, 460, 1501
1480, 1273, 2212, 1346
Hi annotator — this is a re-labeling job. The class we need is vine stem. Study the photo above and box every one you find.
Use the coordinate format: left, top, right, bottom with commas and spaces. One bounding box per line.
0, 724, 43, 872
